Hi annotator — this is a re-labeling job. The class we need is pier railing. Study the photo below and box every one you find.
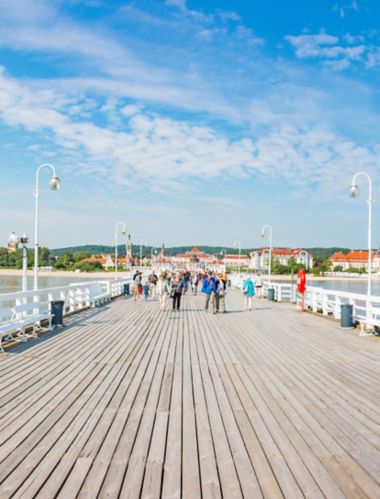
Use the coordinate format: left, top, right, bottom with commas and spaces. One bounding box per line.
230, 274, 380, 326
0, 278, 132, 321
299, 285, 380, 324
230, 276, 296, 302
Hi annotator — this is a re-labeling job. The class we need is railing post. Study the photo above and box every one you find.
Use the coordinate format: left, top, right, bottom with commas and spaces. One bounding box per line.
335, 295, 341, 320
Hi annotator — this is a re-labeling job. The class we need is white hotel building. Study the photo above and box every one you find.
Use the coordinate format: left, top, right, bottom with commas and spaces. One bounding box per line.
251, 248, 313, 270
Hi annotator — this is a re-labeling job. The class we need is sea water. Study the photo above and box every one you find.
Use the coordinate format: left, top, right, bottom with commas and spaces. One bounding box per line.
0, 275, 105, 295
275, 278, 380, 296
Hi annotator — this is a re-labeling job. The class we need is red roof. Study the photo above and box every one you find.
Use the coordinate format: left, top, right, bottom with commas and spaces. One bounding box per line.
82, 256, 109, 265
331, 250, 372, 262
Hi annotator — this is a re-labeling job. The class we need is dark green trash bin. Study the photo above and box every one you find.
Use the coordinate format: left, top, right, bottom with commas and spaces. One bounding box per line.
267, 288, 275, 301
123, 283, 130, 296
340, 304, 354, 328
51, 300, 64, 327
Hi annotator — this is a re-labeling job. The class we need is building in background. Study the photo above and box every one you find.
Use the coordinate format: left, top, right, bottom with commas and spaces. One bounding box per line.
207, 259, 226, 273
223, 254, 250, 270
330, 250, 380, 271
82, 254, 114, 269
172, 247, 213, 270
153, 244, 172, 272
251, 248, 313, 270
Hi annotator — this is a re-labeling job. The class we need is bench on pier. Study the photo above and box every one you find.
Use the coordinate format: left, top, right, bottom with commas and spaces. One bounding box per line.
88, 282, 111, 307
0, 301, 53, 352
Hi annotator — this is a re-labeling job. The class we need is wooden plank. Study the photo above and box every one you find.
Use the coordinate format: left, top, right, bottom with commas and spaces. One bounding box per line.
161, 308, 183, 499
222, 298, 380, 498
0, 289, 378, 499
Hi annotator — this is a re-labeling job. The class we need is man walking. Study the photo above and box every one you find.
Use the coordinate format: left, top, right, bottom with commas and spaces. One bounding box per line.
201, 272, 212, 311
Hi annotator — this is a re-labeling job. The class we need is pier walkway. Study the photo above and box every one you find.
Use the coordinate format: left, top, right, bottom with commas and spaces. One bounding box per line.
0, 290, 379, 498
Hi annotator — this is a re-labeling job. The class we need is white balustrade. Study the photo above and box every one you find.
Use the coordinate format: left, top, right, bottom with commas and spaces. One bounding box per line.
298, 285, 379, 324
229, 272, 380, 328
0, 278, 132, 324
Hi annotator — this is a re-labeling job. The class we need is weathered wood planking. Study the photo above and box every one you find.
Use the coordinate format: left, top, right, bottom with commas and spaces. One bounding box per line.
0, 289, 379, 498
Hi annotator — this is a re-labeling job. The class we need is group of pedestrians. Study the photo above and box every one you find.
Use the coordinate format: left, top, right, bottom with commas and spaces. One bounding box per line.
132, 268, 262, 313
201, 271, 227, 313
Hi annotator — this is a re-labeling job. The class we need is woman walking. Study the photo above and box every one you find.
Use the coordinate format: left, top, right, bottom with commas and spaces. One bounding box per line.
133, 272, 142, 301
156, 273, 169, 311
242, 276, 255, 311
170, 271, 185, 311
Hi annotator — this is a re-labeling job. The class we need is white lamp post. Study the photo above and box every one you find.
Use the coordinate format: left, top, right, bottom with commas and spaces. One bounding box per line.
349, 172, 373, 324
233, 240, 241, 274
34, 164, 61, 290
261, 225, 273, 285
115, 222, 127, 280
8, 232, 29, 292
140, 239, 147, 271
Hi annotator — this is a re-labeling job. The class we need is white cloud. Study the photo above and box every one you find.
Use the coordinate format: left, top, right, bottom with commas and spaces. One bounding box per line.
286, 32, 369, 69
165, 0, 214, 23
121, 104, 143, 117
366, 47, 380, 68
0, 66, 379, 201
333, 1, 360, 18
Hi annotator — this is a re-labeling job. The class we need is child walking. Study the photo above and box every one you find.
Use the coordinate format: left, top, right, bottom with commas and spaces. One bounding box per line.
143, 282, 150, 301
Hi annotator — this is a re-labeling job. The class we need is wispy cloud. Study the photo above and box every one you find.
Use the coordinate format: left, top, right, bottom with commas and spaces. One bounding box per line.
0, 65, 379, 201
333, 0, 359, 18
285, 31, 380, 70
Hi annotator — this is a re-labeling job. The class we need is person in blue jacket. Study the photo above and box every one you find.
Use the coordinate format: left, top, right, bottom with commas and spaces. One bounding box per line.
202, 271, 212, 311
242, 276, 255, 311
202, 272, 221, 313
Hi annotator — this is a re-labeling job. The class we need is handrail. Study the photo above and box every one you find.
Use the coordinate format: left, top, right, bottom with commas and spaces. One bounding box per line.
229, 273, 380, 326
0, 277, 132, 321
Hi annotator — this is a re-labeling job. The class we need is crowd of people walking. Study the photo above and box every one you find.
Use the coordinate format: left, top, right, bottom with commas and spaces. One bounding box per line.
133, 270, 227, 313
132, 269, 261, 313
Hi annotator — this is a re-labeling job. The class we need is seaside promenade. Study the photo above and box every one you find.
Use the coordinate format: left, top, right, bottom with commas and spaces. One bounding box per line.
0, 290, 379, 498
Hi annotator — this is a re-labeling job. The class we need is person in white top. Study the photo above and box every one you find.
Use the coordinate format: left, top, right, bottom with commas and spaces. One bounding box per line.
255, 273, 263, 298
156, 273, 169, 311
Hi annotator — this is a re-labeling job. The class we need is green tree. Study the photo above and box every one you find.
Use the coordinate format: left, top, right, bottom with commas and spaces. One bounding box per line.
39, 247, 51, 266
54, 252, 75, 270
73, 261, 103, 272
311, 258, 332, 276
73, 251, 92, 262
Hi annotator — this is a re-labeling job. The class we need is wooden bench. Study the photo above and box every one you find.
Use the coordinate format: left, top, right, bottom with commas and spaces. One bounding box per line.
0, 301, 53, 352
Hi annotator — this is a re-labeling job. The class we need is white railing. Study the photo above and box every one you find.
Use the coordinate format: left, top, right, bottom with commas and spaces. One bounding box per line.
299, 285, 380, 324
229, 275, 296, 302
229, 273, 380, 327
262, 281, 296, 302
0, 278, 132, 323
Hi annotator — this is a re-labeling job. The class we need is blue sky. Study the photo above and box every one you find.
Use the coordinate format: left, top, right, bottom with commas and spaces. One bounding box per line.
0, 0, 380, 249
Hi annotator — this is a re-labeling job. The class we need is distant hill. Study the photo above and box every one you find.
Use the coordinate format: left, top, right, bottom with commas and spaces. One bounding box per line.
52, 245, 353, 259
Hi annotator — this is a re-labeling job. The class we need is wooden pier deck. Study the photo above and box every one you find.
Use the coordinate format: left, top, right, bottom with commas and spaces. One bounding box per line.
0, 290, 379, 498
